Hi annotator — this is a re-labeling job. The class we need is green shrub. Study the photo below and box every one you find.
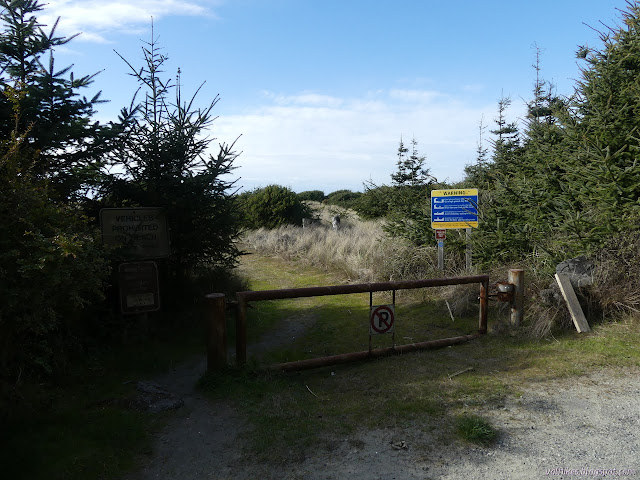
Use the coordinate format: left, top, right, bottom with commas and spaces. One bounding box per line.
297, 190, 325, 202
325, 189, 362, 209
0, 151, 109, 415
354, 185, 393, 219
240, 185, 311, 229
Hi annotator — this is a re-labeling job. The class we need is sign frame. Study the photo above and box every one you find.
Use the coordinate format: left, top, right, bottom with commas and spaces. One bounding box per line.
370, 304, 395, 335
431, 189, 479, 229
100, 207, 170, 258
118, 261, 161, 314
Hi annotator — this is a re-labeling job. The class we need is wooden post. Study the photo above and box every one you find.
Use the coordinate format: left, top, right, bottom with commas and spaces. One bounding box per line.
205, 293, 226, 372
236, 296, 248, 366
479, 278, 488, 334
508, 269, 524, 326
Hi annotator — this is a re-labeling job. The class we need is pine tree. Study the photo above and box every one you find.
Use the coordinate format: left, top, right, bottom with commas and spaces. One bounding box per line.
383, 137, 436, 245
555, 1, 640, 249
103, 28, 241, 303
490, 95, 521, 170
463, 116, 491, 189
0, 0, 125, 202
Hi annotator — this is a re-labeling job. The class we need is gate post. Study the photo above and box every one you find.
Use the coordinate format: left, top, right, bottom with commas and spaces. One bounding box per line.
479, 278, 488, 334
508, 269, 524, 326
205, 293, 226, 372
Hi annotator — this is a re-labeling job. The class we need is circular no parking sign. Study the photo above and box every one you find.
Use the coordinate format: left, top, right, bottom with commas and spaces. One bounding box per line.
370, 305, 395, 335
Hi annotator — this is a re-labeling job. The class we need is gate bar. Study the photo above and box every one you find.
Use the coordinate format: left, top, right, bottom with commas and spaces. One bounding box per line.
267, 333, 480, 372
237, 275, 488, 302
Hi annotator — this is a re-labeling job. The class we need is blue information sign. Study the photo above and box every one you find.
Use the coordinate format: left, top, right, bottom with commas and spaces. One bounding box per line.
431, 189, 479, 229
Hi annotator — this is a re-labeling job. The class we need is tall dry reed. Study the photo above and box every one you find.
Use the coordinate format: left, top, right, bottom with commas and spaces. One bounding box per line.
241, 204, 443, 283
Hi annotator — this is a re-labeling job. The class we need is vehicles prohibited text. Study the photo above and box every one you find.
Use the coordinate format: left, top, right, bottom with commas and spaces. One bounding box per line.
370, 305, 395, 335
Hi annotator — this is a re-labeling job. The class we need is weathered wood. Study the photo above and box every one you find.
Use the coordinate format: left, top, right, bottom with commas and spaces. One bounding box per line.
235, 274, 490, 368
555, 273, 591, 333
508, 269, 524, 326
479, 278, 488, 334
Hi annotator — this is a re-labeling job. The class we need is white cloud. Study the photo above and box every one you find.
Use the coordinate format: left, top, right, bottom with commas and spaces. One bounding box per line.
388, 89, 445, 103
39, 0, 220, 43
263, 91, 345, 108
213, 89, 498, 193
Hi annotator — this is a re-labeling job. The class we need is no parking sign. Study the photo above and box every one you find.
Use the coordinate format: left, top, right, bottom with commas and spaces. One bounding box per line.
370, 305, 395, 335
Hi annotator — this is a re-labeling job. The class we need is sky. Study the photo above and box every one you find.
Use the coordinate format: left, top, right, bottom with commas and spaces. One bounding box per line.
37, 0, 631, 193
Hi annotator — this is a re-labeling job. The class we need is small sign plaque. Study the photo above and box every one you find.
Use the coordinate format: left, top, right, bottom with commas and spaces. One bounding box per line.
370, 305, 395, 335
118, 261, 160, 314
100, 208, 170, 258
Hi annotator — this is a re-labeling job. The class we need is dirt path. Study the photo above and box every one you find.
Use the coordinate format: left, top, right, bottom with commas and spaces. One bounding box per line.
125, 362, 639, 480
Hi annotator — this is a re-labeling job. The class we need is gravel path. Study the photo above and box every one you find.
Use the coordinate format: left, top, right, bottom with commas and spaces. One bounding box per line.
124, 356, 639, 480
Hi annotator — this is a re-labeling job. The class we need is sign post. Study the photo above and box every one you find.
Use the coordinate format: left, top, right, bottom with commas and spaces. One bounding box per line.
431, 189, 478, 270
435, 230, 446, 270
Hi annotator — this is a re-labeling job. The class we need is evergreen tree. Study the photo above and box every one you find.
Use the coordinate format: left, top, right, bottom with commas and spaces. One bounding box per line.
0, 86, 108, 389
463, 116, 491, 189
103, 28, 241, 302
556, 2, 640, 249
490, 95, 521, 170
0, 0, 125, 202
383, 137, 436, 245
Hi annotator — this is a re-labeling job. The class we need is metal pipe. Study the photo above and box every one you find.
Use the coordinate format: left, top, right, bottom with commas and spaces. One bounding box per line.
236, 275, 489, 302
267, 334, 480, 372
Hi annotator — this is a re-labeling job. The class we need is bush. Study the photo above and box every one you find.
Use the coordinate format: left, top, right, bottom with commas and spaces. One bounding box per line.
325, 189, 362, 210
297, 190, 325, 202
354, 185, 393, 219
0, 147, 109, 415
240, 185, 311, 229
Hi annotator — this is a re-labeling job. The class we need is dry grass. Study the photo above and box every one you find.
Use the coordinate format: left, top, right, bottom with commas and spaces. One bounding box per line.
242, 202, 441, 284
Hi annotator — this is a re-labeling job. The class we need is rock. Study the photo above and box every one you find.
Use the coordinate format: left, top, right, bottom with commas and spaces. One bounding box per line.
556, 256, 595, 288
540, 257, 596, 306
133, 381, 184, 413
539, 286, 562, 306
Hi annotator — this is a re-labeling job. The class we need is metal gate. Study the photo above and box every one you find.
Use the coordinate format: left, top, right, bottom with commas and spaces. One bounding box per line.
206, 274, 489, 372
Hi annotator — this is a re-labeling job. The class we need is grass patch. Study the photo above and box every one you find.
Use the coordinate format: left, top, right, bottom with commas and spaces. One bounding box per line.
455, 414, 498, 445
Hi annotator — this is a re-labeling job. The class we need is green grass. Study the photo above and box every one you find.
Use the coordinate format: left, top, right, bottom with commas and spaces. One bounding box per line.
455, 414, 498, 445
199, 251, 640, 464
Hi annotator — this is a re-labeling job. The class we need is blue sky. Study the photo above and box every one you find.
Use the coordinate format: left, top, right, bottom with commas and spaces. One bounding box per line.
41, 0, 629, 193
